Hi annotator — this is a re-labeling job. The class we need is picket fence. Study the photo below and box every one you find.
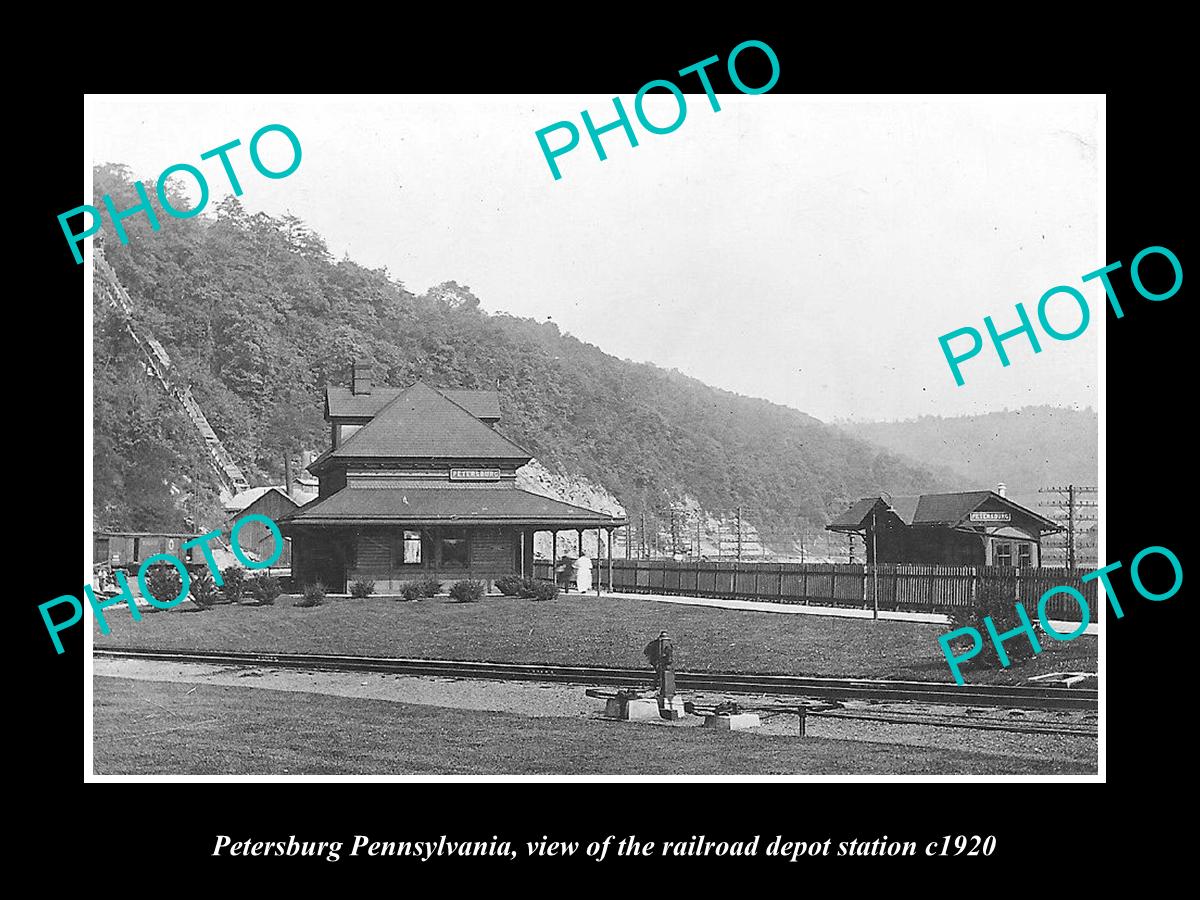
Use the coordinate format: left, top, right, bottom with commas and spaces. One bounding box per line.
533, 558, 1094, 621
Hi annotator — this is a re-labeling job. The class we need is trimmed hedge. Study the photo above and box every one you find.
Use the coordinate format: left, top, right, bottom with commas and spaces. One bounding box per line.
350, 579, 376, 599
449, 579, 486, 603
414, 575, 442, 598
220, 566, 246, 604
528, 580, 559, 602
189, 570, 218, 609
143, 564, 185, 606
297, 581, 326, 608
248, 573, 283, 606
495, 574, 525, 596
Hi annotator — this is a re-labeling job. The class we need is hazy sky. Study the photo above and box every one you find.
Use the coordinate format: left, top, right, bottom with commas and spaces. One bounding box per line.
85, 95, 1100, 422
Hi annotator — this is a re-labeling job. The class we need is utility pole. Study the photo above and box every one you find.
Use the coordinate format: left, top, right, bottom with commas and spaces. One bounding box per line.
1038, 484, 1098, 568
640, 510, 647, 559
870, 506, 879, 620
1068, 484, 1075, 570
736, 506, 743, 561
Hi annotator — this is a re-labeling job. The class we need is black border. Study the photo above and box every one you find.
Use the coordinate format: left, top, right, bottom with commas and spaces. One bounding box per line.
22, 23, 1190, 882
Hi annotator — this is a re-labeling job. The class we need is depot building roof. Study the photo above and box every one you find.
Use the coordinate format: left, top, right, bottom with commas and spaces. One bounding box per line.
311, 381, 531, 472
280, 486, 626, 528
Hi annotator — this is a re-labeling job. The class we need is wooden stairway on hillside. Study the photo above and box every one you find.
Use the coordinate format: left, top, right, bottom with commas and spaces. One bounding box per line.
94, 247, 250, 499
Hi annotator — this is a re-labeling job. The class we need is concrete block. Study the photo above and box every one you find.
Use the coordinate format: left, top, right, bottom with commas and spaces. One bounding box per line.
704, 713, 761, 731
625, 698, 662, 721
604, 697, 626, 718
659, 697, 687, 720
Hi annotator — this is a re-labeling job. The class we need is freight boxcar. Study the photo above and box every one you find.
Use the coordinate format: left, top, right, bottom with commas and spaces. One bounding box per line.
93, 532, 199, 571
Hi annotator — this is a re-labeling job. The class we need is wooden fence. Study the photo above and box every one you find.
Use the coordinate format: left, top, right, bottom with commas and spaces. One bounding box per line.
534, 559, 1094, 621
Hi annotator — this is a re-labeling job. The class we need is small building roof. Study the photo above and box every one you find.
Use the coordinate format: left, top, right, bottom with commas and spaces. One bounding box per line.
326, 385, 501, 421
223, 485, 299, 513
279, 486, 627, 528
827, 497, 886, 529
319, 381, 531, 466
827, 490, 1061, 533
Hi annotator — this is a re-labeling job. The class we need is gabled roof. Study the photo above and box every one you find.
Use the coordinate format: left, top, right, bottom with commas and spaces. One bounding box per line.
827, 497, 886, 529
896, 491, 995, 526
279, 486, 626, 527
222, 485, 299, 514
827, 490, 1061, 532
326, 385, 500, 421
326, 381, 531, 463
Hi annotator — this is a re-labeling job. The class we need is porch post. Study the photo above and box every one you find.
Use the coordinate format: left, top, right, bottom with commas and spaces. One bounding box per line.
552, 530, 558, 583
596, 528, 602, 596
520, 529, 526, 577
608, 528, 614, 594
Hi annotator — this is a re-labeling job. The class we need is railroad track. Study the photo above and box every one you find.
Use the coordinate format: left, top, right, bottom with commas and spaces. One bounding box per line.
94, 647, 1098, 711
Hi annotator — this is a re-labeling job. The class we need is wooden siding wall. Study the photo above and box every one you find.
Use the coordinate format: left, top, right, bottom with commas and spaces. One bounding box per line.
346, 526, 517, 592
533, 559, 1094, 621
470, 527, 512, 572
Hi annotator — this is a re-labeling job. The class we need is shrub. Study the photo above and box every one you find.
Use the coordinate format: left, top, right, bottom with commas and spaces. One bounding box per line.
516, 577, 547, 599
248, 573, 282, 606
401, 582, 424, 602
449, 579, 486, 603
529, 580, 559, 602
415, 575, 442, 598
220, 566, 246, 604
297, 581, 326, 608
189, 570, 218, 609
143, 564, 184, 606
350, 579, 376, 599
495, 574, 525, 596
947, 584, 1043, 672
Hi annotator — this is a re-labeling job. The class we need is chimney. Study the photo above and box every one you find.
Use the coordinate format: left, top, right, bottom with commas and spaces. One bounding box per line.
997, 482, 1007, 498
351, 360, 374, 395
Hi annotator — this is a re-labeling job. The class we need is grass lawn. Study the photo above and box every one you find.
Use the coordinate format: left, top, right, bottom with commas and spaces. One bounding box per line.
93, 594, 1096, 684
93, 677, 1092, 775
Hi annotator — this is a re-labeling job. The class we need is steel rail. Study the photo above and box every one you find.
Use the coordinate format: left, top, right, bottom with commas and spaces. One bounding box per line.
94, 647, 1098, 711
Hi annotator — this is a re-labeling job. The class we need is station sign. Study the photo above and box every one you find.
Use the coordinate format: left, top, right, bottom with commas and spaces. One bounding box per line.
969, 511, 1011, 523
450, 468, 501, 482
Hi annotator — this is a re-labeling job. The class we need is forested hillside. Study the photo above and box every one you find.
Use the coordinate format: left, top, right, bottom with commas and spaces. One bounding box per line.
838, 407, 1098, 513
92, 164, 955, 544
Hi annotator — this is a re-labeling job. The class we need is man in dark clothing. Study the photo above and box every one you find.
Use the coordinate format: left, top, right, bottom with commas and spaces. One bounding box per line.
643, 631, 675, 709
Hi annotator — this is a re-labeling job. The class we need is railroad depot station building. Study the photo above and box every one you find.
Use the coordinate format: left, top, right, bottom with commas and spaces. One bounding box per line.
826, 489, 1063, 567
279, 365, 627, 593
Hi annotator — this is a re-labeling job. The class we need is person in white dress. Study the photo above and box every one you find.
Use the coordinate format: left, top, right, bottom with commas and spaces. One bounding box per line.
574, 551, 593, 593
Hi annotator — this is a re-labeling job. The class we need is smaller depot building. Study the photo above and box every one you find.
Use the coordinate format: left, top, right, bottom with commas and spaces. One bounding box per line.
826, 488, 1062, 567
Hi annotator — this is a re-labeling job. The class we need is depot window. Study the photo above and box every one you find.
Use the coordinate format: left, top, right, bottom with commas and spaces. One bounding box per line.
995, 542, 1013, 567
1017, 543, 1032, 567
401, 530, 422, 565
440, 528, 469, 567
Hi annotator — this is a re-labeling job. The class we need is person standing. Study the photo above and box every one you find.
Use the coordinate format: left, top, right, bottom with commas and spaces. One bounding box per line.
574, 550, 593, 593
643, 630, 675, 711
